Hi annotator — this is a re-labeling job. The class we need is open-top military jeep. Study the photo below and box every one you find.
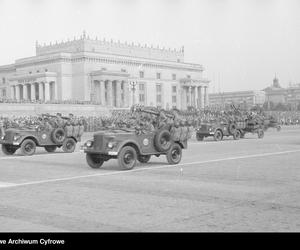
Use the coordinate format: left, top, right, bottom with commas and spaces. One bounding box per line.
263, 116, 281, 131
196, 118, 243, 141
196, 117, 265, 142
0, 116, 82, 156
82, 107, 188, 170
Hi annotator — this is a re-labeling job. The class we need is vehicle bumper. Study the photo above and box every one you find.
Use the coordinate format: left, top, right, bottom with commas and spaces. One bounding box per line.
196, 132, 214, 136
82, 147, 118, 156
0, 139, 20, 145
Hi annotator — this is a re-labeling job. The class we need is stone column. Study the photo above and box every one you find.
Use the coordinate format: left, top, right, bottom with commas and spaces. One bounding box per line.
116, 80, 122, 108
31, 83, 36, 101
99, 80, 105, 105
90, 79, 95, 102
123, 81, 129, 107
44, 82, 50, 101
181, 86, 187, 110
203, 86, 208, 107
23, 84, 28, 100
39, 82, 44, 101
188, 86, 192, 107
195, 86, 198, 108
53, 82, 58, 100
15, 85, 20, 100
106, 80, 113, 107
198, 86, 202, 108
10, 86, 15, 99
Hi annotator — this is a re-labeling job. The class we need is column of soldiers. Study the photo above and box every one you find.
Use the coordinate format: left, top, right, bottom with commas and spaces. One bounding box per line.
0, 113, 85, 139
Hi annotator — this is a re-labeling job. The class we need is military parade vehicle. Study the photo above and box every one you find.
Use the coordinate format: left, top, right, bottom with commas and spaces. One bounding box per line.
196, 117, 244, 141
0, 114, 83, 156
196, 104, 266, 141
263, 116, 281, 131
82, 106, 188, 170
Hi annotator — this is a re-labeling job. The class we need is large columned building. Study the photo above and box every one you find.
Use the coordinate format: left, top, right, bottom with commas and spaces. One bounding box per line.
0, 32, 210, 109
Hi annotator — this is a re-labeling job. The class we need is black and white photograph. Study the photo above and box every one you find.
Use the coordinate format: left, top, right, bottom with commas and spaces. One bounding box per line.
0, 0, 299, 240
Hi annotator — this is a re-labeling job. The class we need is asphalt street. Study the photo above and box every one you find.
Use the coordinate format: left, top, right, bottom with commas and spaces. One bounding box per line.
0, 126, 300, 232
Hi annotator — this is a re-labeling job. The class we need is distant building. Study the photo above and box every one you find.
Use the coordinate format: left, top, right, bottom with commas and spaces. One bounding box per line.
209, 90, 265, 108
285, 83, 300, 110
263, 77, 286, 105
0, 31, 210, 109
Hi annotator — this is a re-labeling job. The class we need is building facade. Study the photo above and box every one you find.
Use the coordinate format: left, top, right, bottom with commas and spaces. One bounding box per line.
0, 32, 209, 109
209, 90, 265, 108
263, 77, 287, 105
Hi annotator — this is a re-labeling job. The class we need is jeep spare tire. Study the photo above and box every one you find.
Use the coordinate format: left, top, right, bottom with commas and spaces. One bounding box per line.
51, 128, 66, 144
154, 129, 172, 152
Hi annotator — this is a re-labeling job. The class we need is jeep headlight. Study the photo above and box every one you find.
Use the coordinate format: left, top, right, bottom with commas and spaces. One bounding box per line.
13, 135, 21, 141
107, 141, 117, 149
209, 128, 212, 131
1, 135, 4, 140
86, 140, 93, 147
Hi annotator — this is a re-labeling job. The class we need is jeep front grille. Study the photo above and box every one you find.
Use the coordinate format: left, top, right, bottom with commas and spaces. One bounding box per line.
93, 134, 104, 149
3, 131, 14, 141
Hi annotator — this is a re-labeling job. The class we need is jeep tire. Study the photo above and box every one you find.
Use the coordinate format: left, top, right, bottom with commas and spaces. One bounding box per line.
118, 146, 137, 170
214, 130, 223, 141
2, 144, 18, 155
138, 154, 151, 163
196, 133, 204, 141
258, 129, 264, 139
20, 139, 36, 156
154, 129, 172, 152
51, 128, 66, 144
233, 130, 241, 140
228, 123, 237, 135
86, 153, 104, 169
62, 138, 76, 153
166, 143, 182, 165
44, 145, 57, 153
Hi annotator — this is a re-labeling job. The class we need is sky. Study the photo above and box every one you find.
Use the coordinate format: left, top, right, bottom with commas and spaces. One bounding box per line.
0, 0, 299, 92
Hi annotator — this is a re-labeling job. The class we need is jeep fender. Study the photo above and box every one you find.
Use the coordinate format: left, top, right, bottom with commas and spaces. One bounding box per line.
19, 136, 39, 146
116, 140, 141, 155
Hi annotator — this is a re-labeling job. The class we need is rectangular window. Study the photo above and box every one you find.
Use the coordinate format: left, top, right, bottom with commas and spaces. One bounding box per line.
157, 94, 162, 103
172, 86, 177, 93
172, 96, 177, 103
156, 83, 161, 92
187, 75, 191, 79
138, 82, 146, 105
172, 74, 176, 80
139, 94, 145, 102
156, 72, 161, 79
2, 77, 5, 84
139, 83, 145, 91
139, 71, 144, 78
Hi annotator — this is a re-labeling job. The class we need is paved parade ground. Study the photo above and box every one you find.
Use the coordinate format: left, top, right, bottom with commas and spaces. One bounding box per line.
0, 126, 300, 232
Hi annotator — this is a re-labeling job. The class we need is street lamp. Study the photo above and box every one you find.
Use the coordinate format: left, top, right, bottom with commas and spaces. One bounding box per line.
129, 80, 138, 106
